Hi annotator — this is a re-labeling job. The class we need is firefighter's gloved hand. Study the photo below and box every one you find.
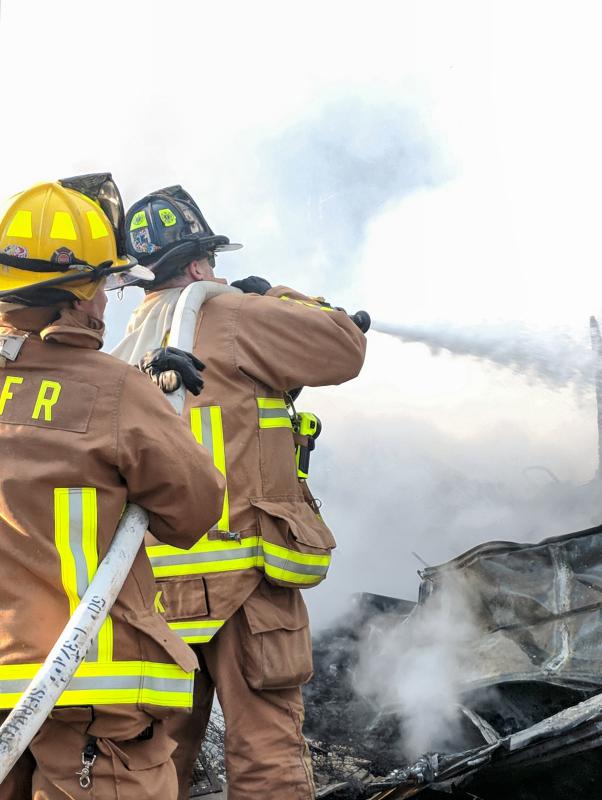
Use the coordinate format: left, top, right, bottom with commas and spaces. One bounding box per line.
231, 276, 272, 295
139, 347, 205, 396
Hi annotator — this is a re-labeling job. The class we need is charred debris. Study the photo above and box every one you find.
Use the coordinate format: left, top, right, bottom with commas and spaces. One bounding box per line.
192, 521, 602, 799
303, 520, 602, 800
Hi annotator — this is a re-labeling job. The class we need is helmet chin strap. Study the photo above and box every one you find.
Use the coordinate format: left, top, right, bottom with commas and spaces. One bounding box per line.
135, 239, 210, 287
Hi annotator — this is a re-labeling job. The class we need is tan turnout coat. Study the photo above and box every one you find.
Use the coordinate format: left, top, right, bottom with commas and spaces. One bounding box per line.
142, 285, 366, 659
0, 304, 225, 728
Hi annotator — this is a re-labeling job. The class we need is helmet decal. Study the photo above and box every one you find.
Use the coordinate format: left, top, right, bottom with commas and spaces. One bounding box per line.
131, 228, 159, 254
158, 208, 177, 227
51, 247, 76, 266
130, 210, 148, 231
3, 245, 28, 259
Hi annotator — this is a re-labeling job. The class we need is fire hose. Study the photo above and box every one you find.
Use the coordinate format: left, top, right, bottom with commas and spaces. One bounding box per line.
0, 281, 207, 783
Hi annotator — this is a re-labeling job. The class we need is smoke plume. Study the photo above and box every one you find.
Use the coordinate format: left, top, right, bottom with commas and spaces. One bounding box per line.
372, 320, 596, 390
259, 97, 448, 283
354, 575, 479, 758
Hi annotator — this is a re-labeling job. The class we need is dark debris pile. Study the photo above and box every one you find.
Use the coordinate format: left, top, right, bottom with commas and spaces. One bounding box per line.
303, 594, 415, 798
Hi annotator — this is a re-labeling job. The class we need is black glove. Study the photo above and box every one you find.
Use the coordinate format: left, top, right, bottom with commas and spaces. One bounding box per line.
231, 276, 272, 295
139, 347, 205, 396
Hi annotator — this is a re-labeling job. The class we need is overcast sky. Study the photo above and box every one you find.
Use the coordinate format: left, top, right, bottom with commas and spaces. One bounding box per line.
3, 1, 602, 615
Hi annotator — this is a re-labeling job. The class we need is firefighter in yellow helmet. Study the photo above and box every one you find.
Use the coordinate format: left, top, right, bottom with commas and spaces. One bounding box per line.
0, 174, 151, 303
0, 175, 226, 799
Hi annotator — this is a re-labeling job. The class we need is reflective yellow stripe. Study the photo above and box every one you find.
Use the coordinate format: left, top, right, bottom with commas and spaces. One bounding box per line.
154, 590, 166, 613
149, 534, 261, 557
0, 690, 192, 709
257, 397, 293, 429
256, 398, 288, 409
49, 211, 77, 240
0, 661, 188, 679
210, 406, 229, 530
86, 210, 109, 239
262, 540, 330, 566
6, 210, 32, 238
190, 406, 229, 531
259, 417, 293, 429
279, 295, 335, 312
54, 488, 113, 662
264, 564, 326, 585
168, 619, 225, 644
263, 539, 330, 586
148, 532, 330, 586
148, 534, 263, 578
0, 661, 194, 710
151, 555, 263, 578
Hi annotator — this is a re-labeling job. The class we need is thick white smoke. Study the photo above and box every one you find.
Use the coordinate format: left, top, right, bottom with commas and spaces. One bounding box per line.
372, 319, 596, 390
354, 575, 479, 758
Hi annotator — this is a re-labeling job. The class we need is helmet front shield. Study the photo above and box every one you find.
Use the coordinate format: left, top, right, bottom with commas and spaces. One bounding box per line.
59, 173, 129, 264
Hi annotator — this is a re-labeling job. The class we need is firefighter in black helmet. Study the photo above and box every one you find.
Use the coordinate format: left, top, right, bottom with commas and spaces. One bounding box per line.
113, 186, 367, 800
125, 185, 242, 286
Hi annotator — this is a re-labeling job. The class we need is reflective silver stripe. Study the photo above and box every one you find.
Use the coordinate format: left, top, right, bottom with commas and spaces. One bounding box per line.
200, 408, 218, 533
0, 679, 30, 693
149, 545, 262, 570
258, 408, 290, 421
68, 491, 88, 600
263, 552, 330, 577
68, 489, 99, 662
200, 407, 213, 456
0, 675, 192, 694
171, 626, 222, 640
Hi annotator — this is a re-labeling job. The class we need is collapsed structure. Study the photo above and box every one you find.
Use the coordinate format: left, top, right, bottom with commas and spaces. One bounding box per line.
299, 523, 602, 799
186, 521, 602, 798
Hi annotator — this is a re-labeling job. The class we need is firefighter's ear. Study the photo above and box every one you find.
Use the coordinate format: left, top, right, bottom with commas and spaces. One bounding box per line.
187, 260, 213, 281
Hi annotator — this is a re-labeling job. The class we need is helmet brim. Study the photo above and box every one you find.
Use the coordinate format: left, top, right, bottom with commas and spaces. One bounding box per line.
105, 263, 155, 291
215, 242, 243, 252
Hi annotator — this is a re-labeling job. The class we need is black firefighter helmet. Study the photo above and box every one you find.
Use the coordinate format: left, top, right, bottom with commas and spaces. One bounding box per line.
125, 185, 242, 285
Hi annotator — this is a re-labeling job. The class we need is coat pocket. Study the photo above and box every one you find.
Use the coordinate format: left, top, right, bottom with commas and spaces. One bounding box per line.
241, 583, 314, 690
250, 497, 336, 589
155, 576, 208, 622
102, 720, 176, 771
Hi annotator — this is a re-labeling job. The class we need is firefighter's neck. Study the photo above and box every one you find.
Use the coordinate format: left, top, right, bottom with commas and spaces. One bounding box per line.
73, 287, 108, 322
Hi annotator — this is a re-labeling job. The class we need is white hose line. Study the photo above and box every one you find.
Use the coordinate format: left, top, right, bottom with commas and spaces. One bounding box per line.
0, 282, 205, 782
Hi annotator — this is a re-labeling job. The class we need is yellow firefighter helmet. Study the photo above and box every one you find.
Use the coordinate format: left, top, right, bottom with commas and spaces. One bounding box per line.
0, 174, 153, 302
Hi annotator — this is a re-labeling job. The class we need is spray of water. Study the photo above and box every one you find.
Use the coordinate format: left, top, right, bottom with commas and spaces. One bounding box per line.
372, 319, 596, 390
